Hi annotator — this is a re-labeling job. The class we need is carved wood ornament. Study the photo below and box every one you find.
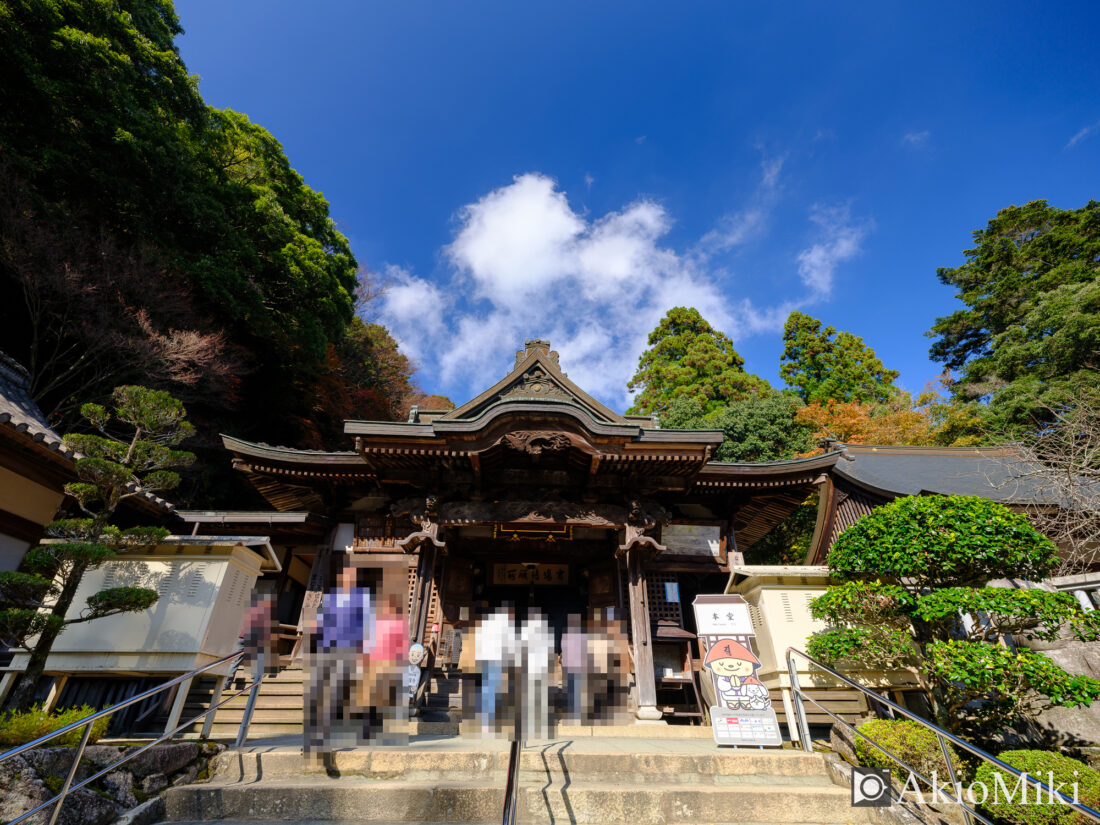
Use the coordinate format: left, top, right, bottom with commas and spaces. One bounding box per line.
498, 368, 572, 403
618, 497, 671, 558
500, 431, 573, 458
391, 495, 445, 553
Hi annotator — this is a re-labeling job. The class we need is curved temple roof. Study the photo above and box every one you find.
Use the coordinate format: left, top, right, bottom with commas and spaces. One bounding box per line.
835, 444, 1059, 506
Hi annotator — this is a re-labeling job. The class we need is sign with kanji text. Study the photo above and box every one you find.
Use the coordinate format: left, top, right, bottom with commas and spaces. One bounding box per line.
693, 594, 781, 748
492, 563, 569, 586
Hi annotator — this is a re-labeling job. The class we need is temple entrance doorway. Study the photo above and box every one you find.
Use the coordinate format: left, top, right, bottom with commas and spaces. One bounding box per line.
428, 530, 631, 727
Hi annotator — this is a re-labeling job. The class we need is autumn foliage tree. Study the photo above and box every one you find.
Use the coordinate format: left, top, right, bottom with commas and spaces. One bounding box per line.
795, 378, 988, 451
0, 387, 194, 711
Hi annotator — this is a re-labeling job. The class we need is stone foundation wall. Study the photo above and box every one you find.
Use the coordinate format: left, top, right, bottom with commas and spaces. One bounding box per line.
0, 741, 223, 825
1023, 637, 1100, 746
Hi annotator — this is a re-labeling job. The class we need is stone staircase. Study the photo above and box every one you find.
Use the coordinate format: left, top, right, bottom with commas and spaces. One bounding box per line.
164, 739, 867, 824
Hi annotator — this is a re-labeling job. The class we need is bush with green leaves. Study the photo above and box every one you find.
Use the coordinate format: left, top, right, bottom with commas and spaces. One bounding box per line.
808, 495, 1100, 740
854, 719, 961, 783
0, 704, 109, 748
973, 750, 1100, 825
0, 387, 194, 711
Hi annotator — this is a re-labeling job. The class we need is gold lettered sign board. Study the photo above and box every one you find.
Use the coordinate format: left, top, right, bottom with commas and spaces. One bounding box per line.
492, 563, 569, 586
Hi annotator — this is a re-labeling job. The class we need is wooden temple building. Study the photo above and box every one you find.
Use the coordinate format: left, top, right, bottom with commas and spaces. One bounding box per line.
216, 339, 850, 722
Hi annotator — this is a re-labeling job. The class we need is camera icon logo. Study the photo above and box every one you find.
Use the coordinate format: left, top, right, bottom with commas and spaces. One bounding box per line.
851, 766, 891, 807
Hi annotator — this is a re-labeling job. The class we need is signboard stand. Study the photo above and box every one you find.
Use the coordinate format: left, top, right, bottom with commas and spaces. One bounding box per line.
692, 594, 782, 747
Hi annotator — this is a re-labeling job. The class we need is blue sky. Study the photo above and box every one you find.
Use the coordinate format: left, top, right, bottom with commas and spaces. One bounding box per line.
176, 1, 1100, 410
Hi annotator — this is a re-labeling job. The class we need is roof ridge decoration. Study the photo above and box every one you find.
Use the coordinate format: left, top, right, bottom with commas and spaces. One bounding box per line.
438, 338, 628, 425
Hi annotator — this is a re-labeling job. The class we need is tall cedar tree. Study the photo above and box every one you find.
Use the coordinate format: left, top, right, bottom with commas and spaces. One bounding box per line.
0, 387, 194, 710
807, 495, 1100, 743
627, 307, 769, 417
780, 311, 899, 404
928, 199, 1100, 427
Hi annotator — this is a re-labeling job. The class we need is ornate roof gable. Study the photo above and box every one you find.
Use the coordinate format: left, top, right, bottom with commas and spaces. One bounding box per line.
438, 339, 628, 425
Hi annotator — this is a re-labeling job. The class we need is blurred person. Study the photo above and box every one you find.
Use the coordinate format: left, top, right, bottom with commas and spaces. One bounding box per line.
587, 612, 612, 722
241, 590, 277, 679
305, 563, 374, 755
519, 607, 553, 740
559, 613, 587, 725
474, 605, 515, 736
364, 590, 409, 738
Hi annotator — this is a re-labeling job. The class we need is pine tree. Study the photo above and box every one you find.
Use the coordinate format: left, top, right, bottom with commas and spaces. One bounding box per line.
0, 387, 194, 710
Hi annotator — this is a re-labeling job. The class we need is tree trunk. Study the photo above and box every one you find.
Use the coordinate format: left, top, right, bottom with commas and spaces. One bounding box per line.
5, 562, 87, 712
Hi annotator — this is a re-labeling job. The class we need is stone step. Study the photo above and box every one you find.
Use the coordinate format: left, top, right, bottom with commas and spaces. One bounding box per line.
209, 747, 833, 784
165, 778, 865, 824
205, 723, 302, 739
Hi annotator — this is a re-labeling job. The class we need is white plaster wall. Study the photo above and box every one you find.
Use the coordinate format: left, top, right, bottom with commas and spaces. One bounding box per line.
8, 545, 264, 675
0, 532, 30, 572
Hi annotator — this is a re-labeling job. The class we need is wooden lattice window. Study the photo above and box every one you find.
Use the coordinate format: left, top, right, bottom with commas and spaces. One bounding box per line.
646, 572, 684, 626
620, 570, 685, 627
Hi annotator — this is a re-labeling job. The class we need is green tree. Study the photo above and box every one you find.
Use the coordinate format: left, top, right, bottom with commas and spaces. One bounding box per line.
662, 392, 813, 462
928, 199, 1100, 427
780, 311, 899, 404
807, 495, 1100, 742
0, 387, 194, 710
751, 494, 819, 565
0, 0, 366, 460
627, 307, 769, 417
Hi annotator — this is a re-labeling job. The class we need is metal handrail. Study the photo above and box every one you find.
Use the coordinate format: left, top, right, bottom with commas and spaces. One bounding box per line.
785, 647, 1100, 824
501, 660, 525, 825
0, 649, 265, 825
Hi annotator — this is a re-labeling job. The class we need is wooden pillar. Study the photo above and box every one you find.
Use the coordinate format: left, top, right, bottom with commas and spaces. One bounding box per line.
200, 676, 227, 739
298, 542, 334, 644
626, 548, 662, 722
0, 672, 15, 707
42, 675, 68, 713
408, 544, 439, 647
163, 676, 193, 737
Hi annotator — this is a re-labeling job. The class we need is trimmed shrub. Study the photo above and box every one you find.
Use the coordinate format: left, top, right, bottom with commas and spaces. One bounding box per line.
827, 494, 1058, 589
973, 750, 1100, 825
854, 719, 961, 781
0, 704, 108, 748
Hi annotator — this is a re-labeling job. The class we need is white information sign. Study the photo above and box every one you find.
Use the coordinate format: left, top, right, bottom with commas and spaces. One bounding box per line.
662, 524, 722, 560
664, 581, 680, 603
693, 594, 782, 748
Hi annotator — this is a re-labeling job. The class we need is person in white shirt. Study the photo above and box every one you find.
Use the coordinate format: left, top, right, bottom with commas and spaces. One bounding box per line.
474, 605, 516, 735
519, 608, 553, 740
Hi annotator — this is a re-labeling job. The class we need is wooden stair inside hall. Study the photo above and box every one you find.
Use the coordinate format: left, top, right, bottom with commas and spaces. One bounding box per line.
181, 666, 306, 740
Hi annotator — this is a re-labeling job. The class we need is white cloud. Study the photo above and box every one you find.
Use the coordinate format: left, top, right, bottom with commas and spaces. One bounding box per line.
584, 173, 595, 189
378, 167, 869, 408
699, 155, 785, 254
795, 204, 870, 297
902, 130, 931, 147
1066, 120, 1100, 150
376, 265, 447, 363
